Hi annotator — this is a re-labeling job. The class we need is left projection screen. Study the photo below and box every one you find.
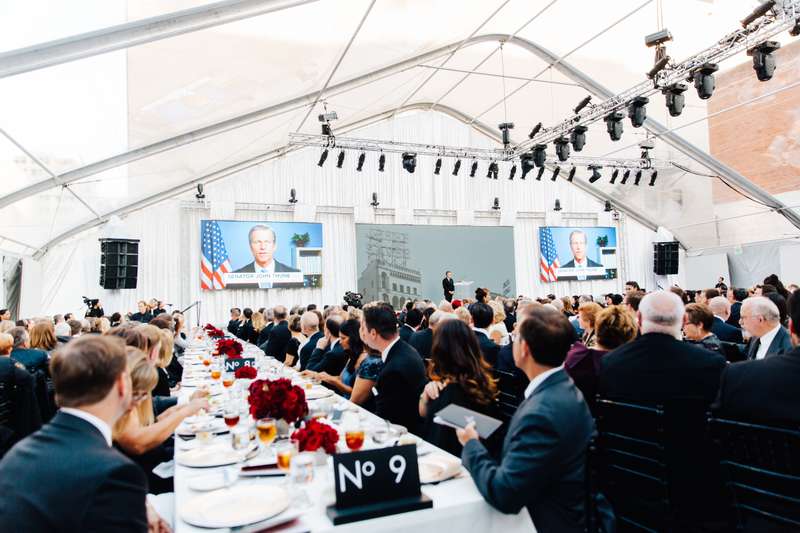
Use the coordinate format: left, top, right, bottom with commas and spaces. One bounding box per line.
200, 220, 323, 290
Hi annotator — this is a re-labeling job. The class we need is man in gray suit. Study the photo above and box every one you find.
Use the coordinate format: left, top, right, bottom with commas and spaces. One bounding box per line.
740, 296, 792, 359
457, 306, 613, 533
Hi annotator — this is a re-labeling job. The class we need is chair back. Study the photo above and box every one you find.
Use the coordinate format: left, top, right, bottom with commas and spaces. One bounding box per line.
492, 368, 525, 421
0, 380, 13, 427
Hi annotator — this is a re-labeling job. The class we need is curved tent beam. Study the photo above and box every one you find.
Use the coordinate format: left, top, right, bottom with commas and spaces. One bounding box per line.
32, 101, 658, 259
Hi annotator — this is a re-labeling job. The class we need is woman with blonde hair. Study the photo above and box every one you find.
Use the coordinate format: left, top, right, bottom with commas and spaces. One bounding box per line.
152, 328, 174, 397
577, 302, 603, 348
455, 306, 471, 325
251, 311, 266, 336
135, 324, 162, 366
29, 321, 58, 354
487, 300, 510, 346
90, 317, 111, 334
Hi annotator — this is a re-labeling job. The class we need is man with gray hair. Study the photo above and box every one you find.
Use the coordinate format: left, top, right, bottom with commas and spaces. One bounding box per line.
707, 296, 743, 344
8, 326, 48, 375
298, 311, 322, 370
409, 310, 456, 360
599, 291, 726, 405
740, 296, 792, 359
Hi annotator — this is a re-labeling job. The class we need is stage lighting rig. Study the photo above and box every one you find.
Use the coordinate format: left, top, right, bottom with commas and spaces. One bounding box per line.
552, 166, 561, 181
621, 169, 631, 185
649, 170, 658, 186
791, 18, 800, 36
509, 164, 517, 180
318, 110, 338, 136
434, 157, 442, 175
528, 122, 543, 139
634, 169, 643, 186
553, 199, 562, 212
318, 148, 329, 167
452, 159, 461, 176
470, 160, 478, 178
289, 188, 298, 204
570, 125, 588, 152
742, 1, 776, 27
533, 144, 547, 167
604, 111, 625, 141
487, 161, 499, 180
537, 166, 546, 181
574, 96, 592, 114
604, 200, 613, 212
588, 166, 602, 183
610, 168, 620, 184
356, 152, 366, 172
748, 41, 781, 81
663, 83, 688, 117
628, 96, 649, 128
690, 63, 719, 99
370, 192, 379, 208
645, 28, 672, 81
336, 150, 345, 169
402, 152, 417, 173
567, 166, 576, 182
492, 197, 501, 211
195, 183, 205, 200
378, 152, 385, 172
554, 137, 570, 162
499, 122, 514, 147
520, 154, 535, 179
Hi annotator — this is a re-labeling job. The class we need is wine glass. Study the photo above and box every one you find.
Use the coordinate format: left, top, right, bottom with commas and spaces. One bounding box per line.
256, 418, 277, 451
223, 403, 240, 428
276, 440, 298, 473
222, 372, 235, 388
342, 411, 365, 451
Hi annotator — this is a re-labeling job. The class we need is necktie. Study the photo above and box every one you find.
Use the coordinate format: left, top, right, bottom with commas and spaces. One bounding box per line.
750, 338, 761, 360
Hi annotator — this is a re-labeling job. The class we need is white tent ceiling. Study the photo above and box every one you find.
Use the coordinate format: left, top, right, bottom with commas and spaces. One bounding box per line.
1, 0, 800, 258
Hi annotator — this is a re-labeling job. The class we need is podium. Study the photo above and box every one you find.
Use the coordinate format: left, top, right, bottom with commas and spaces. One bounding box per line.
454, 280, 474, 300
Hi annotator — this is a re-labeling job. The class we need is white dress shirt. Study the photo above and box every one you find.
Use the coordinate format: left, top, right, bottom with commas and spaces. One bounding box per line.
381, 336, 401, 363
755, 324, 782, 360
472, 327, 490, 338
257, 261, 275, 289
60, 407, 113, 446
523, 365, 565, 400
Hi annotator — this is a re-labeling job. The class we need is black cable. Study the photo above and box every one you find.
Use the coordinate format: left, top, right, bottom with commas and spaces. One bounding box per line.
670, 162, 774, 208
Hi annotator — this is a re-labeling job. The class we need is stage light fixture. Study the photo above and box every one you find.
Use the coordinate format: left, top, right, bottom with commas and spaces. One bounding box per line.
692, 63, 719, 99
434, 158, 442, 175
336, 150, 345, 169
554, 137, 570, 162
553, 166, 562, 181
649, 170, 658, 186
610, 168, 620, 184
588, 165, 602, 183
567, 166, 576, 182
663, 83, 688, 117
604, 200, 613, 212
378, 152, 385, 172
370, 192, 379, 208
492, 197, 501, 211
499, 122, 514, 147
741, 0, 775, 28
791, 18, 800, 37
533, 144, 547, 167
487, 161, 499, 180
528, 122, 543, 139
401, 152, 417, 174
509, 164, 517, 180
520, 154, 534, 179
647, 55, 670, 79
470, 160, 478, 178
553, 199, 562, 212
289, 188, 298, 204
321, 123, 332, 136
195, 183, 205, 200
570, 125, 588, 152
452, 159, 461, 176
356, 152, 366, 172
573, 95, 592, 114
748, 41, 781, 81
634, 169, 643, 186
628, 96, 649, 128
604, 111, 625, 142
317, 148, 329, 167
621, 169, 631, 185
537, 166, 546, 181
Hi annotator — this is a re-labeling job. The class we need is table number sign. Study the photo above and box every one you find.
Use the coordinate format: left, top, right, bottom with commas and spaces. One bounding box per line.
326, 444, 432, 524
224, 357, 255, 372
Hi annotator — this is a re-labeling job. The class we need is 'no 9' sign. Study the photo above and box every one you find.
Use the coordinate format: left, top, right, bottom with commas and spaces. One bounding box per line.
332, 444, 421, 509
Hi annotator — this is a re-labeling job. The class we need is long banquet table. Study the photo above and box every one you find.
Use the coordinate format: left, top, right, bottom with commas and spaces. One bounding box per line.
171, 334, 535, 533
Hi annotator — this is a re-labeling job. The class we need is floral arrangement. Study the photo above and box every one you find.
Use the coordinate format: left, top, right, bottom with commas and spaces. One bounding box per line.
596, 235, 609, 247
291, 419, 339, 454
235, 365, 257, 379
248, 378, 308, 424
204, 324, 225, 338
217, 338, 243, 358
291, 232, 311, 247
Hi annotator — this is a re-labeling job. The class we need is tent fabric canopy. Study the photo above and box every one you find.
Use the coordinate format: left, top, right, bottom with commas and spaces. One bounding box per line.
2, 0, 799, 259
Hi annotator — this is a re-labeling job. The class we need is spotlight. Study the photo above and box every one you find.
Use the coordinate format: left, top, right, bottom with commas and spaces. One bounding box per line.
533, 144, 547, 167
741, 0, 775, 28
356, 152, 365, 172
434, 158, 442, 175
649, 170, 658, 186
537, 166, 546, 181
570, 125, 588, 152
604, 200, 613, 212
663, 83, 688, 117
692, 63, 719, 100
634, 169, 643, 186
645, 28, 673, 48
520, 154, 534, 179
621, 169, 631, 185
195, 183, 205, 200
499, 122, 514, 147
370, 192, 379, 208
321, 123, 332, 136
470, 160, 478, 178
610, 168, 620, 184
492, 197, 501, 211
748, 41, 780, 81
567, 166, 576, 182
791, 18, 800, 37
487, 161, 499, 180
378, 152, 386, 172
452, 159, 461, 176
552, 166, 562, 181
528, 122, 543, 139
509, 164, 517, 180
647, 55, 670, 79
289, 188, 298, 204
554, 137, 570, 162
628, 96, 649, 128
553, 199, 562, 212
573, 95, 592, 114
604, 111, 625, 141
588, 165, 602, 183
401, 152, 417, 174
317, 148, 329, 167
336, 150, 345, 169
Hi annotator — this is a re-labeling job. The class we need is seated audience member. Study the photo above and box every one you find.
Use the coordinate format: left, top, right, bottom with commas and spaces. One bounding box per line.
455, 306, 471, 324
92, 317, 111, 334
764, 273, 790, 299
410, 310, 449, 359
438, 300, 454, 313
624, 280, 640, 294
765, 291, 789, 328
0, 333, 41, 456
470, 302, 500, 366
624, 290, 645, 318
599, 291, 726, 405
307, 315, 347, 374
236, 307, 256, 344
577, 302, 602, 348
9, 327, 48, 375
16, 318, 30, 330
67, 319, 83, 337
54, 320, 72, 343
298, 312, 322, 370
153, 329, 176, 396
29, 321, 58, 356
740, 296, 792, 359
565, 305, 637, 410
400, 308, 422, 343
695, 288, 720, 306
714, 289, 800, 424
419, 319, 499, 456
726, 288, 747, 327
262, 306, 291, 362
683, 303, 722, 352
284, 315, 305, 367
360, 303, 426, 434
129, 300, 152, 324
0, 309, 10, 321
487, 301, 510, 346
497, 303, 540, 376
227, 307, 242, 336
250, 311, 266, 347
0, 335, 158, 531
256, 308, 275, 347
457, 306, 612, 533
109, 312, 123, 328
707, 296, 743, 344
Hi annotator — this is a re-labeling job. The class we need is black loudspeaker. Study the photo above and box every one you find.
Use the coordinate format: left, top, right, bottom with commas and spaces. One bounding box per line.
653, 241, 679, 275
99, 238, 139, 289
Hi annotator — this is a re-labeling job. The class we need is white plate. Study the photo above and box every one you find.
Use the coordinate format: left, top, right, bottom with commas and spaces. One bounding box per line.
187, 471, 233, 492
418, 453, 462, 484
176, 444, 251, 468
180, 485, 290, 528
304, 386, 334, 400
177, 418, 228, 436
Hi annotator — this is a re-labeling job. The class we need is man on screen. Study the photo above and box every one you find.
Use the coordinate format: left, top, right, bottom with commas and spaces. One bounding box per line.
234, 225, 300, 289
561, 230, 603, 269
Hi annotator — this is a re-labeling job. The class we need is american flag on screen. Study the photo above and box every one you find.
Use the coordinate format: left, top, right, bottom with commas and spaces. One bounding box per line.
539, 227, 560, 283
201, 221, 232, 290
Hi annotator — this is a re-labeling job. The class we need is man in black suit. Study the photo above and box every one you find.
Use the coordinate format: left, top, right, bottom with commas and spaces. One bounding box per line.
470, 302, 500, 366
599, 291, 726, 406
361, 303, 426, 434
442, 271, 455, 302
399, 308, 422, 343
409, 310, 441, 360
740, 296, 792, 360
8, 327, 48, 375
233, 225, 301, 289
458, 306, 612, 533
0, 333, 41, 456
560, 230, 603, 268
0, 335, 159, 532
707, 296, 743, 344
307, 315, 347, 375
261, 306, 291, 363
227, 307, 242, 336
726, 287, 746, 327
299, 311, 323, 370
256, 308, 275, 347
713, 289, 800, 424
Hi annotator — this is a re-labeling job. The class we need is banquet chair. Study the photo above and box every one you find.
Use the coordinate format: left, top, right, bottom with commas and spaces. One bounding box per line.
492, 368, 525, 421
709, 417, 800, 532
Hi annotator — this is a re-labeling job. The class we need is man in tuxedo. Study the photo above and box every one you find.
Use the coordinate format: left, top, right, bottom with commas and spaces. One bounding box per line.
561, 230, 602, 268
707, 296, 743, 344
307, 315, 347, 375
298, 312, 322, 370
233, 225, 300, 289
262, 306, 291, 363
740, 296, 792, 359
470, 302, 500, 366
227, 307, 242, 336
713, 289, 800, 424
442, 271, 455, 302
8, 327, 48, 375
726, 287, 746, 327
0, 335, 160, 532
399, 308, 422, 343
361, 303, 426, 434
599, 291, 726, 406
458, 306, 612, 533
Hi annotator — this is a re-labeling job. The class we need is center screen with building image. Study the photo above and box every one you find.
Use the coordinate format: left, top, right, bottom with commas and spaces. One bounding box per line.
355, 224, 516, 306
539, 226, 618, 282
200, 220, 323, 290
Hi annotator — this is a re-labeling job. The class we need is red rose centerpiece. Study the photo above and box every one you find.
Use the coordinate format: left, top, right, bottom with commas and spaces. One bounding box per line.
248, 378, 308, 427
216, 338, 243, 358
291, 419, 339, 454
234, 365, 257, 379
204, 324, 225, 338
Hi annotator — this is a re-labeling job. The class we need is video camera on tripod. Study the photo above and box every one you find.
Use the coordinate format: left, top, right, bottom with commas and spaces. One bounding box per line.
343, 291, 363, 309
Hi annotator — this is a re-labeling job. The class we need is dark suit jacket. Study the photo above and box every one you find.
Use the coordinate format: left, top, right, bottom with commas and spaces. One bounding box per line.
227, 319, 241, 336
256, 322, 274, 347
0, 411, 148, 532
299, 331, 323, 370
10, 348, 48, 375
726, 301, 742, 327
474, 330, 500, 367
746, 326, 793, 360
263, 321, 291, 363
236, 319, 256, 344
374, 339, 426, 434
599, 332, 727, 406
409, 328, 433, 359
232, 260, 301, 289
561, 257, 602, 268
711, 317, 743, 344
0, 357, 41, 457
713, 347, 800, 424
462, 369, 610, 532
307, 340, 348, 376
442, 277, 455, 300
399, 324, 415, 343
